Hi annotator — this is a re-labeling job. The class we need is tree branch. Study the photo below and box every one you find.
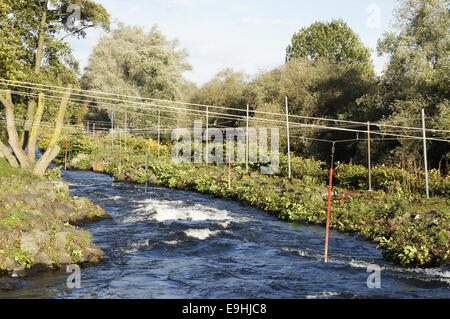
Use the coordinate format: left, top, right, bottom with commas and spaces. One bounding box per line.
0, 90, 33, 169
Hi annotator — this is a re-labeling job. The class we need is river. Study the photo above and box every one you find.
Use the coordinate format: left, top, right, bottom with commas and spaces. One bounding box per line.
1, 168, 449, 298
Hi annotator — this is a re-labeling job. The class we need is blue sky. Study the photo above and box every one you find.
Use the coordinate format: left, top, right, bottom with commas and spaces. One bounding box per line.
68, 0, 398, 85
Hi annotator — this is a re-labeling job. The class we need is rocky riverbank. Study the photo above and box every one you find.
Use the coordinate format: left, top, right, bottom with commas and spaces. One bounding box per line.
0, 159, 111, 278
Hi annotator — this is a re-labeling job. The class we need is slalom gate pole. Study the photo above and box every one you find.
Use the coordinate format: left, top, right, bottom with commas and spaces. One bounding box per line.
64, 139, 68, 170
228, 147, 231, 189
145, 141, 150, 193
68, 140, 72, 164
324, 142, 335, 263
119, 135, 122, 175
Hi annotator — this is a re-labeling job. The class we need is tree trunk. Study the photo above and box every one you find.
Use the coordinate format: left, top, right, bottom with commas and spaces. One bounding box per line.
0, 140, 19, 167
0, 90, 33, 169
34, 0, 48, 75
21, 99, 37, 150
33, 145, 60, 176
33, 85, 72, 176
28, 93, 45, 163
48, 85, 72, 148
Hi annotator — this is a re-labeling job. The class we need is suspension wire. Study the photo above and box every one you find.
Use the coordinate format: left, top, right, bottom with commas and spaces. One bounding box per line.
1, 87, 449, 143
1, 79, 449, 134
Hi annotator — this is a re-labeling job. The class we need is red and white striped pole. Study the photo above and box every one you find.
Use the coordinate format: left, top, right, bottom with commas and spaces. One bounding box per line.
324, 142, 335, 263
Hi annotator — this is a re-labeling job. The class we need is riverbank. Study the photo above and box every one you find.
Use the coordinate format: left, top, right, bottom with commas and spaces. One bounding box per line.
41, 134, 449, 267
0, 158, 111, 278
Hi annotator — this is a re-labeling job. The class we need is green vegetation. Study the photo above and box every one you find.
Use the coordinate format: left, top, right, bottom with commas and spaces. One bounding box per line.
286, 19, 372, 67
42, 134, 449, 268
0, 157, 108, 276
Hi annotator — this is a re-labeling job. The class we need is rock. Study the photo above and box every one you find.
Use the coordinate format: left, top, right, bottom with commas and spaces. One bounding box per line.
49, 181, 69, 193
84, 246, 103, 263
20, 230, 51, 255
0, 278, 25, 291
46, 191, 58, 202
3, 258, 19, 270
93, 161, 104, 172
11, 266, 27, 278
71, 153, 89, 166
52, 202, 69, 220
32, 252, 53, 271
73, 198, 88, 209
34, 182, 56, 192
58, 251, 72, 265
55, 231, 71, 247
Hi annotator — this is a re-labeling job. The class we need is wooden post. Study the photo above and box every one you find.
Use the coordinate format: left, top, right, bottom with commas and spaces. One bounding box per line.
285, 96, 291, 179
422, 109, 429, 199
324, 142, 335, 263
367, 121, 372, 191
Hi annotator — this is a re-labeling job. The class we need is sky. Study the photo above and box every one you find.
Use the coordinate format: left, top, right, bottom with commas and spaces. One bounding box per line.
68, 0, 398, 86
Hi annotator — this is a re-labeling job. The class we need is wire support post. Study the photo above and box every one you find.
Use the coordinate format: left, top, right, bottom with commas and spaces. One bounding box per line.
324, 142, 335, 263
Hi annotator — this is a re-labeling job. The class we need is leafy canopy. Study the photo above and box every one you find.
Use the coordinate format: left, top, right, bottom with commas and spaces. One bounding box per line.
286, 19, 373, 68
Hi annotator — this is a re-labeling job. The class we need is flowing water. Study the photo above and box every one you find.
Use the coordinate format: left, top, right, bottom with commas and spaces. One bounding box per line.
1, 169, 449, 299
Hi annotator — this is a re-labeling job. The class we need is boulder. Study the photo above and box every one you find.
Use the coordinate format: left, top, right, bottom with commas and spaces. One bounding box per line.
32, 252, 53, 271
70, 153, 89, 166
20, 230, 51, 255
57, 251, 72, 265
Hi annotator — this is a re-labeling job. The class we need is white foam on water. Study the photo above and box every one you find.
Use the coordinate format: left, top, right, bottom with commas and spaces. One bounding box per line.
120, 239, 150, 254
125, 198, 254, 226
162, 240, 180, 245
184, 228, 222, 240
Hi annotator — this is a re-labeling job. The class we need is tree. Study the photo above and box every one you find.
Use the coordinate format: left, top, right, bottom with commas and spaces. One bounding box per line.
82, 24, 192, 130
0, 87, 73, 176
286, 19, 373, 68
245, 58, 377, 162
377, 0, 449, 169
190, 69, 248, 127
0, 1, 109, 174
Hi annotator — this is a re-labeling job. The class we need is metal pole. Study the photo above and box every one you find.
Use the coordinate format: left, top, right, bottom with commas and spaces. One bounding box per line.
324, 142, 335, 263
64, 139, 68, 170
246, 103, 249, 174
145, 153, 149, 193
124, 111, 127, 152
228, 146, 231, 189
367, 121, 372, 191
119, 129, 122, 175
285, 96, 291, 179
422, 109, 430, 199
205, 105, 209, 165
111, 112, 114, 150
157, 110, 160, 157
